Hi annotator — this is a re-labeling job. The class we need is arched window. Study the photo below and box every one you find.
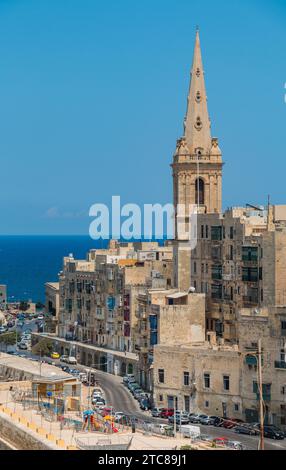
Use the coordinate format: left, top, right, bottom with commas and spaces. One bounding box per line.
195, 178, 205, 205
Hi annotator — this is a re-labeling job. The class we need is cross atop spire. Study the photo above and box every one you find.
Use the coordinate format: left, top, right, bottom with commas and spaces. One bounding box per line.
184, 29, 212, 155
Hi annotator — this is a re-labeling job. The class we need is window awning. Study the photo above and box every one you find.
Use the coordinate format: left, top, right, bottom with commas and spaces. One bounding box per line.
166, 292, 188, 299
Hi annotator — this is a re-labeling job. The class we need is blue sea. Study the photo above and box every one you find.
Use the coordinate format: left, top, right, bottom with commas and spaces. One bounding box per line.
0, 236, 108, 302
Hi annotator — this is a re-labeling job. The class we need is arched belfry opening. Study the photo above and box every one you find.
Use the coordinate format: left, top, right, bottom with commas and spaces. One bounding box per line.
195, 178, 205, 205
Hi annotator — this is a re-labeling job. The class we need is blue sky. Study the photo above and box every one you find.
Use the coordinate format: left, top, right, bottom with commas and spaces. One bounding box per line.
0, 0, 285, 234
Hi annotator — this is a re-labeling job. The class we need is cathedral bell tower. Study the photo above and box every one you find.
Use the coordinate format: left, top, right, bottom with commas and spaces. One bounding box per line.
172, 30, 223, 290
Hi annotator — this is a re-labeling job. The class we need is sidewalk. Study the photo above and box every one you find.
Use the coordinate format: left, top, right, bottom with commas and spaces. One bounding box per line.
33, 332, 138, 362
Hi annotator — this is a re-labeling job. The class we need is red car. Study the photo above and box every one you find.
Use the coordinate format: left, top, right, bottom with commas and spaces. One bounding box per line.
212, 437, 228, 447
101, 407, 114, 417
160, 408, 174, 419
223, 418, 244, 429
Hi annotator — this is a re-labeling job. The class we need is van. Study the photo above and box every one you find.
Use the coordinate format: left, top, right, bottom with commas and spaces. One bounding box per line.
180, 425, 201, 439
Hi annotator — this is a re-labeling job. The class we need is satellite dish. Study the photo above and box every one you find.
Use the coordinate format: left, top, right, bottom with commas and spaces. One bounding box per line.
188, 286, 196, 293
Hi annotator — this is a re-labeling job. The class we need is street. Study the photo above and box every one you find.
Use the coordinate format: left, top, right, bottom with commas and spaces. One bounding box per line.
2, 321, 286, 452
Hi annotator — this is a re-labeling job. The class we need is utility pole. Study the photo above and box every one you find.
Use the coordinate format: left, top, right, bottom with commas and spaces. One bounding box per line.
258, 338, 264, 450
39, 349, 42, 377
173, 397, 177, 438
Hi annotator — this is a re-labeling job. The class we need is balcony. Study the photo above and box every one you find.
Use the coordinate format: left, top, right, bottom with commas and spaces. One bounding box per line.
243, 296, 258, 307
275, 361, 286, 369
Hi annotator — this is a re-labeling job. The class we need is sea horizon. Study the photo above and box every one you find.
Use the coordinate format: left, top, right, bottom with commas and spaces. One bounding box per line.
0, 235, 166, 303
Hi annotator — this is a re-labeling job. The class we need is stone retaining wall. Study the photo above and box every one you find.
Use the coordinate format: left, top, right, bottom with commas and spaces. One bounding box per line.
0, 412, 57, 450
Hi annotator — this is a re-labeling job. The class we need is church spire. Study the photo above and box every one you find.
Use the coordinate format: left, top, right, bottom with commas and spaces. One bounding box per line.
184, 29, 212, 154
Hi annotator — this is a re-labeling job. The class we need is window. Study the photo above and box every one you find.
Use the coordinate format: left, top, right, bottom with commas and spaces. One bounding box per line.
204, 373, 210, 389
195, 178, 204, 205
205, 401, 209, 408
201, 263, 204, 273
195, 116, 202, 130
211, 284, 222, 300
230, 226, 234, 239
253, 382, 271, 400
211, 265, 222, 280
183, 371, 190, 386
196, 91, 201, 102
234, 404, 239, 412
206, 263, 208, 274
223, 375, 230, 391
194, 261, 197, 274
206, 225, 209, 238
242, 246, 258, 262
158, 369, 164, 383
282, 321, 286, 336
201, 225, 204, 239
242, 267, 258, 282
211, 226, 222, 241
229, 245, 234, 260
184, 396, 190, 412
159, 394, 163, 402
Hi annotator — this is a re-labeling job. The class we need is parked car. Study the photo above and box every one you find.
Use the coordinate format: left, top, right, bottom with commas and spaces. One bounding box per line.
227, 440, 245, 450
223, 418, 244, 429
114, 412, 126, 423
189, 413, 202, 424
51, 352, 60, 359
212, 416, 225, 427
18, 342, 28, 350
198, 415, 213, 425
66, 356, 77, 365
205, 416, 219, 426
263, 425, 284, 440
133, 389, 144, 399
139, 398, 151, 411
212, 437, 229, 447
92, 397, 106, 406
160, 408, 174, 419
123, 375, 135, 384
128, 382, 139, 391
124, 377, 136, 386
168, 414, 189, 425
235, 423, 257, 436
92, 393, 104, 401
151, 407, 163, 418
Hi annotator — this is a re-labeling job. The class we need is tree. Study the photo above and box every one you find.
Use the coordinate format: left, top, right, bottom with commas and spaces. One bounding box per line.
0, 331, 17, 351
19, 301, 30, 312
32, 338, 53, 356
36, 302, 45, 310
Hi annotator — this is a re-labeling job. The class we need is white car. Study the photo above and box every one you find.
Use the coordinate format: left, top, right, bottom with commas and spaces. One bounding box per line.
114, 412, 125, 422
94, 401, 105, 408
66, 356, 77, 365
